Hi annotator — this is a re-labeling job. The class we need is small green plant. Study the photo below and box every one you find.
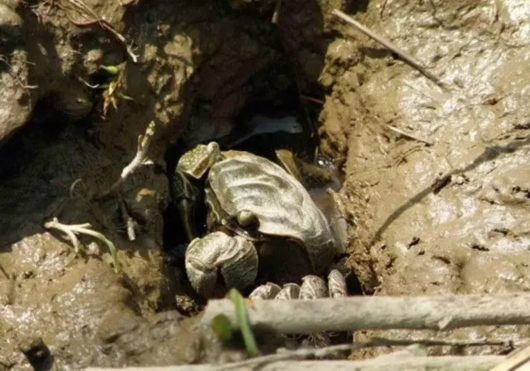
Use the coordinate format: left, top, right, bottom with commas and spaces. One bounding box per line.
100, 64, 133, 118
211, 314, 233, 343
212, 289, 260, 357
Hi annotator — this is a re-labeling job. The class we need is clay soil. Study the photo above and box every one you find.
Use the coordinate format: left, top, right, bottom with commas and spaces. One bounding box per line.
1, 0, 530, 369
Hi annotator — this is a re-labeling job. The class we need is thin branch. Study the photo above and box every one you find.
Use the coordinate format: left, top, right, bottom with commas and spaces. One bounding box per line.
214, 338, 516, 371
367, 336, 520, 349
331, 9, 448, 91
96, 121, 156, 200
78, 76, 105, 89
387, 125, 433, 145
301, 95, 325, 105
83, 356, 505, 371
203, 294, 530, 334
64, 0, 139, 63
0, 55, 39, 89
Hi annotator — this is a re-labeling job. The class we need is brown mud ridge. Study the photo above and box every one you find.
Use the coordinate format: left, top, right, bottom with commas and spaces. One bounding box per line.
1, 0, 530, 368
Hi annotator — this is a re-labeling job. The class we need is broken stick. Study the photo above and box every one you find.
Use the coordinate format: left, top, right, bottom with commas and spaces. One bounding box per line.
96, 121, 156, 200
202, 294, 530, 334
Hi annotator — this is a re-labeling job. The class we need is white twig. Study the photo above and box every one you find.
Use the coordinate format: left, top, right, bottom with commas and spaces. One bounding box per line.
44, 218, 83, 252
44, 218, 121, 272
119, 200, 136, 241
202, 294, 530, 334
78, 77, 104, 89
387, 125, 433, 145
96, 121, 156, 200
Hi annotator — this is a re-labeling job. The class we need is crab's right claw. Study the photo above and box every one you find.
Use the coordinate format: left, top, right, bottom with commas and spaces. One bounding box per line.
177, 142, 222, 179
185, 231, 258, 298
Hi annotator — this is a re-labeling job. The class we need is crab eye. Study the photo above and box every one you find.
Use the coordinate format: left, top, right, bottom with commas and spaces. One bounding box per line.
206, 142, 222, 162
237, 210, 258, 228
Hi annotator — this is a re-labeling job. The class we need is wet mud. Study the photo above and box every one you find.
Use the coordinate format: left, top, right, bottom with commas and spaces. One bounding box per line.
319, 0, 530, 358
1, 0, 530, 368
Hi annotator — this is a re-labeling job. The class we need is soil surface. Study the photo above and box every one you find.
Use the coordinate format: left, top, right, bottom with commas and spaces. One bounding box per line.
1, 0, 530, 368
319, 0, 530, 358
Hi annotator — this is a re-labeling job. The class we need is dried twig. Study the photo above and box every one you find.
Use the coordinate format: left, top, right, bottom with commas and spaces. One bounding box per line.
0, 55, 38, 89
301, 95, 325, 105
84, 356, 505, 371
213, 338, 516, 371
64, 0, 139, 62
119, 200, 136, 241
203, 294, 530, 334
197, 336, 516, 371
96, 121, 156, 200
387, 125, 433, 145
44, 217, 121, 272
78, 77, 104, 89
331, 9, 448, 91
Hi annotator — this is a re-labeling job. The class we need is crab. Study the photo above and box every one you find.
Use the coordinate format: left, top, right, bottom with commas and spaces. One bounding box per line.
172, 142, 348, 299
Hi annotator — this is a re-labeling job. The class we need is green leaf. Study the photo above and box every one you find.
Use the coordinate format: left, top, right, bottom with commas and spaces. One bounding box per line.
100, 65, 120, 75
116, 91, 134, 101
227, 289, 259, 357
212, 314, 233, 342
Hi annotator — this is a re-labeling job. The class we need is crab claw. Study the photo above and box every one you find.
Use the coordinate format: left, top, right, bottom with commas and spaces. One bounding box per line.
185, 231, 258, 298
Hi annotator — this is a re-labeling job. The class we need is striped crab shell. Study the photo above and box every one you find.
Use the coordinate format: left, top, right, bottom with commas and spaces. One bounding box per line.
205, 152, 337, 273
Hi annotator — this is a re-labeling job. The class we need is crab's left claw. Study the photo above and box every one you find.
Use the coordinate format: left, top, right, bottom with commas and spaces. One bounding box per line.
185, 231, 259, 298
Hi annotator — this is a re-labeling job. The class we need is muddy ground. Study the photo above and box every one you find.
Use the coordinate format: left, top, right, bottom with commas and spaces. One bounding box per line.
1, 0, 530, 368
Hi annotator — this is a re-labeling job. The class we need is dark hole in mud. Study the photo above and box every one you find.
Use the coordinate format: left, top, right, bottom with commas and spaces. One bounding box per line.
0, 95, 98, 247
162, 87, 360, 312
0, 98, 71, 179
162, 82, 326, 247
19, 337, 53, 371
